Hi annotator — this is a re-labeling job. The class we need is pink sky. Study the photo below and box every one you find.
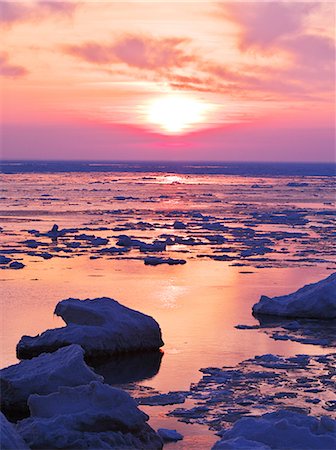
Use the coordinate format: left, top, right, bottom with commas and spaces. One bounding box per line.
1, 1, 335, 161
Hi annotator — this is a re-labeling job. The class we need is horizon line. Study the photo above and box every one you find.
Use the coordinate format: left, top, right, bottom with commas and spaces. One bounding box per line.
1, 159, 335, 165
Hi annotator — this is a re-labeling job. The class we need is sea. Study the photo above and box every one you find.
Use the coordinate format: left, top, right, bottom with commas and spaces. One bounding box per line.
1, 160, 335, 448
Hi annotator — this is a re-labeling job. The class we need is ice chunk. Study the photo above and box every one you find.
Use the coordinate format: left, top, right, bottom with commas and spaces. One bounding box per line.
116, 235, 166, 252
1, 345, 102, 417
173, 221, 186, 229
287, 182, 309, 187
139, 241, 167, 253
17, 382, 163, 449
205, 235, 226, 244
116, 234, 141, 247
0, 255, 12, 265
212, 410, 336, 449
144, 257, 186, 266
22, 239, 42, 248
235, 324, 260, 330
9, 262, 25, 270
45, 224, 65, 239
253, 273, 336, 319
137, 391, 186, 406
17, 297, 164, 359
214, 436, 270, 449
157, 428, 183, 442
0, 412, 29, 450
74, 234, 108, 246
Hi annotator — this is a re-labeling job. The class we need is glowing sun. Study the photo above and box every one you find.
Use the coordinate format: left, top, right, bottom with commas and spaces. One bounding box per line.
148, 95, 207, 133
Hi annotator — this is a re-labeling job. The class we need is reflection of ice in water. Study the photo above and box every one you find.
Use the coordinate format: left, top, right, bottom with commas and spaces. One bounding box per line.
159, 282, 187, 309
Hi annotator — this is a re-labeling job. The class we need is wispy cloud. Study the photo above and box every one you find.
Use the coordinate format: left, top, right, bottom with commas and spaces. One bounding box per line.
220, 2, 317, 49
64, 35, 195, 70
210, 2, 335, 100
60, 0, 334, 103
0, 1, 78, 25
0, 52, 28, 78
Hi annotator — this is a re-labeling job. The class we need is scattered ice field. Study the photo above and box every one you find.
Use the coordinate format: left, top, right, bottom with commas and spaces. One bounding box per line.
1, 165, 335, 448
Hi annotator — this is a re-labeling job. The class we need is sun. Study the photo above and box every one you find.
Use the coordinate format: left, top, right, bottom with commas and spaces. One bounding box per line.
147, 94, 208, 133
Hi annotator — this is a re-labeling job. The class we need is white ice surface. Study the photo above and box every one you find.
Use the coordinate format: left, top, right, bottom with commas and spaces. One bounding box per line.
0, 413, 29, 450
212, 410, 336, 449
157, 428, 183, 442
252, 273, 336, 319
17, 297, 164, 358
17, 381, 162, 449
1, 345, 102, 411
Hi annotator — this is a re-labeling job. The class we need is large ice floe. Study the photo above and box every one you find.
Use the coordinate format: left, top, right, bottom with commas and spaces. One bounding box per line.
17, 381, 163, 449
212, 410, 336, 449
1, 344, 102, 418
252, 273, 336, 319
17, 297, 164, 359
0, 412, 29, 450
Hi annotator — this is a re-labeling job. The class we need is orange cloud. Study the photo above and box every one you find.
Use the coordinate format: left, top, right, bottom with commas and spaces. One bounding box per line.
0, 1, 78, 25
64, 35, 195, 70
220, 2, 317, 49
0, 52, 28, 78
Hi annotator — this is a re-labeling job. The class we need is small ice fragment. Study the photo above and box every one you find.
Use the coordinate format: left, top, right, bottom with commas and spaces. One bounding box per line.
157, 428, 183, 442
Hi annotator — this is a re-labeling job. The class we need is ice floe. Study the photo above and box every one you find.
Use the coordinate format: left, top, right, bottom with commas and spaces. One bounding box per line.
45, 224, 66, 239
17, 381, 163, 449
144, 256, 186, 266
1, 345, 102, 418
137, 391, 187, 406
173, 220, 186, 229
116, 235, 167, 252
74, 234, 109, 246
157, 428, 183, 442
212, 410, 336, 449
0, 255, 25, 270
253, 273, 336, 319
0, 412, 29, 450
0, 255, 12, 264
9, 261, 25, 270
17, 297, 164, 359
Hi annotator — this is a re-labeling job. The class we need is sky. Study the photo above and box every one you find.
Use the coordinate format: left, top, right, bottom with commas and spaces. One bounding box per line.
0, 0, 335, 162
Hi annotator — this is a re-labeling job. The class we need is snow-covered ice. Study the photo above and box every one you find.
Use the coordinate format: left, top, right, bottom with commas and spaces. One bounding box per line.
212, 410, 336, 449
0, 255, 12, 265
1, 344, 102, 416
157, 428, 183, 442
17, 297, 164, 359
144, 256, 186, 266
0, 256, 25, 270
74, 233, 109, 246
45, 224, 66, 239
17, 381, 163, 449
8, 261, 25, 270
253, 273, 336, 319
116, 235, 167, 252
137, 391, 187, 406
173, 220, 186, 229
0, 413, 29, 450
